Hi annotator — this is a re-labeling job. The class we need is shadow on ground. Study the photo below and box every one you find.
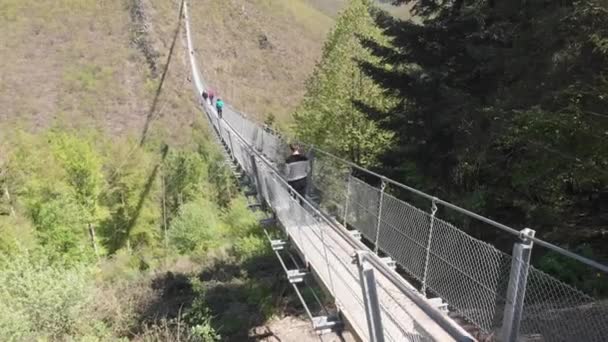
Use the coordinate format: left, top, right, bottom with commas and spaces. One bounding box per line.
136, 250, 313, 341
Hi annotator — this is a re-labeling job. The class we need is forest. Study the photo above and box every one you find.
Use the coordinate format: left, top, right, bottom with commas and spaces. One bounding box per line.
294, 0, 608, 294
0, 125, 285, 340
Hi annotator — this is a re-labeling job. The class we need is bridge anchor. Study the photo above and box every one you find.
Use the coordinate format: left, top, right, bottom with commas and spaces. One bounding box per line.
428, 298, 449, 313
259, 217, 276, 227
349, 230, 362, 240
380, 257, 396, 271
312, 315, 343, 334
270, 239, 286, 251
287, 269, 308, 283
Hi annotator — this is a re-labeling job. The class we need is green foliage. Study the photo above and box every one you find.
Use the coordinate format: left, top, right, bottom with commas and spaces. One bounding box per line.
233, 234, 269, 262
0, 251, 99, 340
2, 129, 241, 261
361, 0, 608, 253
539, 247, 608, 297
186, 278, 222, 341
264, 112, 276, 128
5, 131, 98, 262
293, 0, 394, 166
100, 140, 161, 253
168, 196, 260, 255
168, 197, 223, 254
164, 151, 210, 218
0, 215, 36, 256
223, 197, 259, 235
50, 133, 106, 222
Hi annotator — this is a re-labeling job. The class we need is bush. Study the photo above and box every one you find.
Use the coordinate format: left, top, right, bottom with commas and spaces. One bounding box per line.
222, 197, 259, 237
0, 251, 101, 340
168, 198, 224, 254
233, 234, 268, 262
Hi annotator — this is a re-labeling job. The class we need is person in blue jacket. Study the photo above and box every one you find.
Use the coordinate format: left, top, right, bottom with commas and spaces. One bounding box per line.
216, 98, 224, 118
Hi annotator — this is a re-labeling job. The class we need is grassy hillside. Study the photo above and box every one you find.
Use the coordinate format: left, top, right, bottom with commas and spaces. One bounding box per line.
0, 0, 202, 144
189, 0, 334, 128
187, 0, 413, 129
303, 0, 414, 19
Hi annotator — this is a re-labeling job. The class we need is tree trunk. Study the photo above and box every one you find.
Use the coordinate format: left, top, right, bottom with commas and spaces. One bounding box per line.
88, 223, 99, 259
4, 186, 15, 217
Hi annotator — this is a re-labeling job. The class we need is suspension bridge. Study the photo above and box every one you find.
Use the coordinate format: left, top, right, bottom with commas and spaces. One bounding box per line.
183, 2, 607, 341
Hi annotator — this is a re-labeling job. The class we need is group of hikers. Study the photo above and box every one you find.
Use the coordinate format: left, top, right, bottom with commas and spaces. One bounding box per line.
202, 89, 224, 118
201, 90, 310, 200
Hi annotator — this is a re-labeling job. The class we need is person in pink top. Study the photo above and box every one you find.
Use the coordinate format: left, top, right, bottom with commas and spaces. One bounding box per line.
208, 89, 215, 104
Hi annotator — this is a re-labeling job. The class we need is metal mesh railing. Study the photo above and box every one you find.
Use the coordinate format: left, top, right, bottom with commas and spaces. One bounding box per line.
196, 73, 608, 342
521, 266, 607, 341
184, 3, 608, 340
221, 121, 444, 341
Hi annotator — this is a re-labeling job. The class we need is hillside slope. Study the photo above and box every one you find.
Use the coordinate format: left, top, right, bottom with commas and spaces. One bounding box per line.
189, 0, 334, 128
304, 0, 414, 19
0, 0, 203, 143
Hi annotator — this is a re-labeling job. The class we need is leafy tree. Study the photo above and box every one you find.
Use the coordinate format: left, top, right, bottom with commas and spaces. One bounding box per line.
5, 132, 98, 262
168, 197, 223, 254
100, 139, 161, 253
50, 132, 108, 257
0, 251, 95, 340
293, 0, 394, 167
164, 150, 210, 219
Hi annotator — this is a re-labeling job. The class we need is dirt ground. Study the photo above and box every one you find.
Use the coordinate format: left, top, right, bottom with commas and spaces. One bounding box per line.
251, 316, 356, 342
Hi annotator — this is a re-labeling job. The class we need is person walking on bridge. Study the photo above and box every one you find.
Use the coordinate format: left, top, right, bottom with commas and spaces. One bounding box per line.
208, 89, 215, 104
285, 143, 310, 201
215, 98, 224, 118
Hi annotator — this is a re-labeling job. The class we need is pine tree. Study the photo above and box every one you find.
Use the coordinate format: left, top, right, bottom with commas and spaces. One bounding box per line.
362, 0, 608, 252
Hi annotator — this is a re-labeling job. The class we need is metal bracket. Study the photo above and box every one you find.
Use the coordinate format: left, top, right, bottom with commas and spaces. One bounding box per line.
312, 315, 343, 334
270, 239, 286, 251
518, 227, 536, 245
428, 297, 449, 314
380, 257, 396, 271
349, 230, 362, 240
259, 218, 276, 227
287, 269, 308, 283
247, 203, 263, 211
244, 189, 258, 197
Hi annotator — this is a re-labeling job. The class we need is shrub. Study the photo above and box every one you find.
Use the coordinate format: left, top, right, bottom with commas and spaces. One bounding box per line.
0, 251, 99, 340
233, 234, 268, 262
222, 197, 259, 237
168, 198, 224, 254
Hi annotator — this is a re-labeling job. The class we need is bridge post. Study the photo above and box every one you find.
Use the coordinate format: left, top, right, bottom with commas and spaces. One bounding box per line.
373, 179, 387, 254
501, 228, 535, 342
342, 167, 352, 226
217, 116, 224, 144
305, 146, 315, 199
355, 251, 385, 342
226, 130, 236, 160
421, 197, 438, 297
249, 154, 265, 210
